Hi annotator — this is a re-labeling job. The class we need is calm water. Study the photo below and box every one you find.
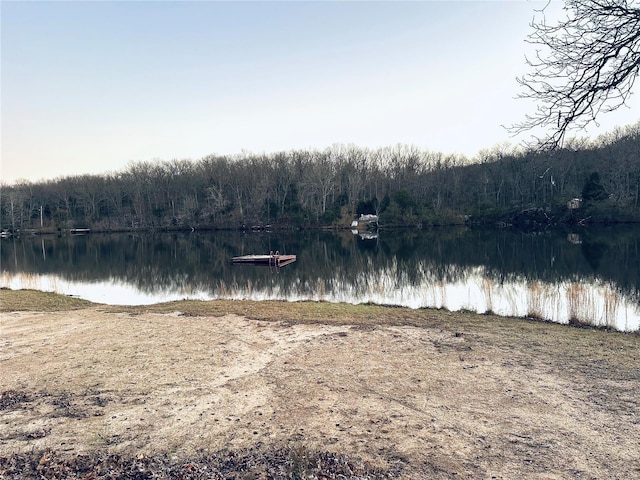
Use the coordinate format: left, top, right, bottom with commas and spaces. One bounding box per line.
1, 226, 639, 332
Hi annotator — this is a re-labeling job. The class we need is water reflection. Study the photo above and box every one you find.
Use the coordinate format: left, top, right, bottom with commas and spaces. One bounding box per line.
1, 227, 639, 332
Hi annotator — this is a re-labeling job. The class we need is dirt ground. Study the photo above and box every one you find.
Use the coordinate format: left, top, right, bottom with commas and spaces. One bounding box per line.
1, 292, 639, 479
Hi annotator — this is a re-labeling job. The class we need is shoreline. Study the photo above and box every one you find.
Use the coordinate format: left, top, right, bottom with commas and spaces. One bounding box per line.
2, 279, 639, 334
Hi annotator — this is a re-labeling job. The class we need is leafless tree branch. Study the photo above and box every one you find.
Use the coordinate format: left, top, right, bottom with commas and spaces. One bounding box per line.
511, 0, 640, 149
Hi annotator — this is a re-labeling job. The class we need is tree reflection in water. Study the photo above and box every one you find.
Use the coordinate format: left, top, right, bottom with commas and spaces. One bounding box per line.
1, 226, 639, 331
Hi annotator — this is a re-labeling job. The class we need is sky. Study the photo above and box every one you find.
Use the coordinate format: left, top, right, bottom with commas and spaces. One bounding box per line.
2, 1, 639, 184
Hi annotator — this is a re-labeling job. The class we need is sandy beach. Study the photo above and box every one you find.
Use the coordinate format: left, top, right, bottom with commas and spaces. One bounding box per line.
1, 291, 639, 478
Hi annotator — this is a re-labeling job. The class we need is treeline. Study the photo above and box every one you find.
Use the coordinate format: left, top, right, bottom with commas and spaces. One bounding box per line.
1, 122, 639, 232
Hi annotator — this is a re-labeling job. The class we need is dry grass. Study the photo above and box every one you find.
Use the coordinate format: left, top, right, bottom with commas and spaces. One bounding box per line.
481, 277, 494, 314
527, 280, 545, 320
603, 285, 622, 329
0, 288, 93, 312
0, 287, 475, 329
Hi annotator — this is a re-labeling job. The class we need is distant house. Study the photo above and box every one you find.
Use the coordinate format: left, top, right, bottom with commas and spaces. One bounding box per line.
358, 214, 379, 223
351, 214, 379, 231
567, 198, 582, 210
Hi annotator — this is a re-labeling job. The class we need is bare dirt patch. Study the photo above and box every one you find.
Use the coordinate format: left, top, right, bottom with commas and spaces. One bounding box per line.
1, 292, 639, 478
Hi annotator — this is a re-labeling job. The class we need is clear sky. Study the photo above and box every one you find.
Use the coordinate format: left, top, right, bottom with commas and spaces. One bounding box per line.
2, 1, 638, 184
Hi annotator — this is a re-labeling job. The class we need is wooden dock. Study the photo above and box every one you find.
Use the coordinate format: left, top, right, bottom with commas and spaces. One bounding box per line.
231, 254, 297, 267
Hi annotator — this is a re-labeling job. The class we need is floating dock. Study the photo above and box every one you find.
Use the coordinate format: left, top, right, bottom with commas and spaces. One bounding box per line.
231, 254, 297, 267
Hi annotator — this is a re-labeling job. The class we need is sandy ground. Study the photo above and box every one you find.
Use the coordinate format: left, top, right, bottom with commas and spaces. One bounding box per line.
1, 304, 639, 479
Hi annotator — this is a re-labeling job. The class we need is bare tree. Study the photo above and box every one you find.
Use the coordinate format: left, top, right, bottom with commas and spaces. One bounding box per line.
513, 0, 640, 149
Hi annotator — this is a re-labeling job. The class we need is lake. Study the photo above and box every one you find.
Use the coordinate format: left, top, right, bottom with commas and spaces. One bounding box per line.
1, 226, 639, 332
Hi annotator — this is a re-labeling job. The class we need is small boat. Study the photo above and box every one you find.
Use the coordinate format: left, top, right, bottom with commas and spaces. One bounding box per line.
231, 252, 297, 267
